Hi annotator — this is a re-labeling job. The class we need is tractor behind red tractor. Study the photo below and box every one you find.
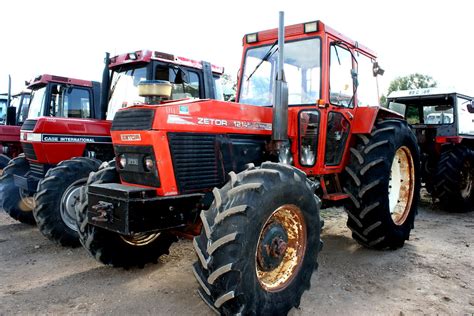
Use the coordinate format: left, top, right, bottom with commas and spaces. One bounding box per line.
0, 75, 101, 225
78, 13, 420, 315
0, 51, 225, 246
388, 88, 474, 212
0, 90, 31, 171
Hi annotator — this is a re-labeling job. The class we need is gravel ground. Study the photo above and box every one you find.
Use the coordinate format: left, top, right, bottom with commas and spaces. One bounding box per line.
0, 194, 472, 315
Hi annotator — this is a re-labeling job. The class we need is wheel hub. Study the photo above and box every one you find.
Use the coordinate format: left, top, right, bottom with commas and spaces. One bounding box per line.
255, 204, 307, 292
19, 188, 35, 211
388, 146, 415, 225
120, 232, 160, 246
60, 180, 85, 232
460, 160, 473, 199
257, 222, 288, 272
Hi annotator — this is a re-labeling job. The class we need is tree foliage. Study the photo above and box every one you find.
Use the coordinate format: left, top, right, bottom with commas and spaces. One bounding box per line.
387, 73, 437, 95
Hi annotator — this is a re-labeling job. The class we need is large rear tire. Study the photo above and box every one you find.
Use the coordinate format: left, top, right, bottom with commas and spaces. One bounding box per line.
343, 120, 420, 249
0, 155, 35, 225
433, 145, 473, 212
193, 162, 321, 315
76, 161, 177, 268
33, 157, 101, 247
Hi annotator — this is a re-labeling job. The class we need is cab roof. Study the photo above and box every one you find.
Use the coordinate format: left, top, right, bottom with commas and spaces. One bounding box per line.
109, 50, 224, 74
388, 88, 473, 100
27, 74, 96, 90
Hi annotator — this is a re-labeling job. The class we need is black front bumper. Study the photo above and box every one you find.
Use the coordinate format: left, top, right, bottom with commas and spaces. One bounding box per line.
14, 173, 41, 193
87, 183, 204, 235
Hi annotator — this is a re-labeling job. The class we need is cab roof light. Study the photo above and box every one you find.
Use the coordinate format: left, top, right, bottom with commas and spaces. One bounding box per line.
246, 33, 258, 44
304, 21, 318, 33
154, 51, 174, 61
128, 52, 137, 60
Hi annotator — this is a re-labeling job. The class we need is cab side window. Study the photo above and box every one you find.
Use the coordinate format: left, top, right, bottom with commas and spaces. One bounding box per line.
356, 54, 379, 107
63, 88, 91, 118
330, 45, 353, 107
49, 84, 91, 118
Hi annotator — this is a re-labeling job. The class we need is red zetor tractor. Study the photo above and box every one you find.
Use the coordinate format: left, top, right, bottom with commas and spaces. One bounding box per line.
388, 88, 474, 212
0, 51, 225, 246
0, 90, 31, 171
78, 13, 420, 315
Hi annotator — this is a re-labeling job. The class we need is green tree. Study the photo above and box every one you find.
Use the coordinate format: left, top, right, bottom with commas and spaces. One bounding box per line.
388, 73, 437, 94
380, 73, 437, 107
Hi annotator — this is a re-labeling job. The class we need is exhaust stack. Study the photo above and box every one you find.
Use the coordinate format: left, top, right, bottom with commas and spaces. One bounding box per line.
7, 75, 11, 107
100, 52, 111, 120
271, 12, 291, 163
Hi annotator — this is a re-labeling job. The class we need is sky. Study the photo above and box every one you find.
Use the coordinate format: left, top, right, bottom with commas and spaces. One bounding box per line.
0, 0, 473, 97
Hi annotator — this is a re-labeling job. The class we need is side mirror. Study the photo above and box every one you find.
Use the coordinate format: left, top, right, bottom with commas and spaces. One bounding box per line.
372, 61, 385, 77
468, 101, 474, 113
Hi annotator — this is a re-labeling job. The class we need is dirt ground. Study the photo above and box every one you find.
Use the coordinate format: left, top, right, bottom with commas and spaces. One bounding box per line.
0, 194, 473, 315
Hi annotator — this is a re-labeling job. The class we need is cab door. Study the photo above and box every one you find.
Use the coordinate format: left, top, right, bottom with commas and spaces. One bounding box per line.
318, 39, 357, 172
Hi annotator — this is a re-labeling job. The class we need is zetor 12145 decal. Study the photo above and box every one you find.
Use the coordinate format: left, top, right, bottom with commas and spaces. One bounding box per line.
78, 12, 420, 315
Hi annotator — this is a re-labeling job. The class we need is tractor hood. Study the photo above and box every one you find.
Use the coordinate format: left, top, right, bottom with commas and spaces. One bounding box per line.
111, 100, 273, 137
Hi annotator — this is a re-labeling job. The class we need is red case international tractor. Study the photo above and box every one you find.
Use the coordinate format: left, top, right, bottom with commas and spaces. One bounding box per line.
0, 90, 31, 171
0, 75, 100, 225
388, 88, 474, 212
0, 51, 224, 246
78, 13, 420, 315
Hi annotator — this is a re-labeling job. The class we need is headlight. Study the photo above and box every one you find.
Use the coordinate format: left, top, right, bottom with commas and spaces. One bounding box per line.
118, 155, 127, 169
144, 156, 154, 171
299, 110, 320, 167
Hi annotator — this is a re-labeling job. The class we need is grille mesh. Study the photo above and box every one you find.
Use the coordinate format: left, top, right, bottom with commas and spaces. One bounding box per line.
168, 133, 223, 193
111, 109, 155, 131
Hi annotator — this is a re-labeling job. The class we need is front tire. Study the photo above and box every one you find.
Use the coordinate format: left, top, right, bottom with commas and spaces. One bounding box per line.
193, 162, 321, 315
433, 145, 473, 212
0, 155, 35, 225
343, 120, 420, 249
76, 161, 177, 268
33, 157, 101, 247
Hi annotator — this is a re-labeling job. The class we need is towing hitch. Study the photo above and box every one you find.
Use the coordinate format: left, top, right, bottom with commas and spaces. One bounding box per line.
91, 201, 114, 222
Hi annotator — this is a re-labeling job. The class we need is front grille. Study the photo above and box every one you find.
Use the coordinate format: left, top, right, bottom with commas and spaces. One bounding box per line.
168, 133, 224, 193
22, 143, 37, 160
111, 109, 155, 131
21, 119, 37, 131
29, 162, 49, 177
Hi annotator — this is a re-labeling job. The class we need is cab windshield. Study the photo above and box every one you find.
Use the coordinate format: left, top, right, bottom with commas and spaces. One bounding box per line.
239, 38, 321, 106
107, 67, 147, 120
28, 86, 47, 119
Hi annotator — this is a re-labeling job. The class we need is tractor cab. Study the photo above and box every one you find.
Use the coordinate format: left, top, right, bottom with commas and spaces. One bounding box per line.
106, 50, 224, 120
388, 88, 474, 141
26, 75, 101, 121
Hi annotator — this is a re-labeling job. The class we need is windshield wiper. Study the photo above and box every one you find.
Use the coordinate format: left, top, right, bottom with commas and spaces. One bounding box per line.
247, 40, 278, 81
